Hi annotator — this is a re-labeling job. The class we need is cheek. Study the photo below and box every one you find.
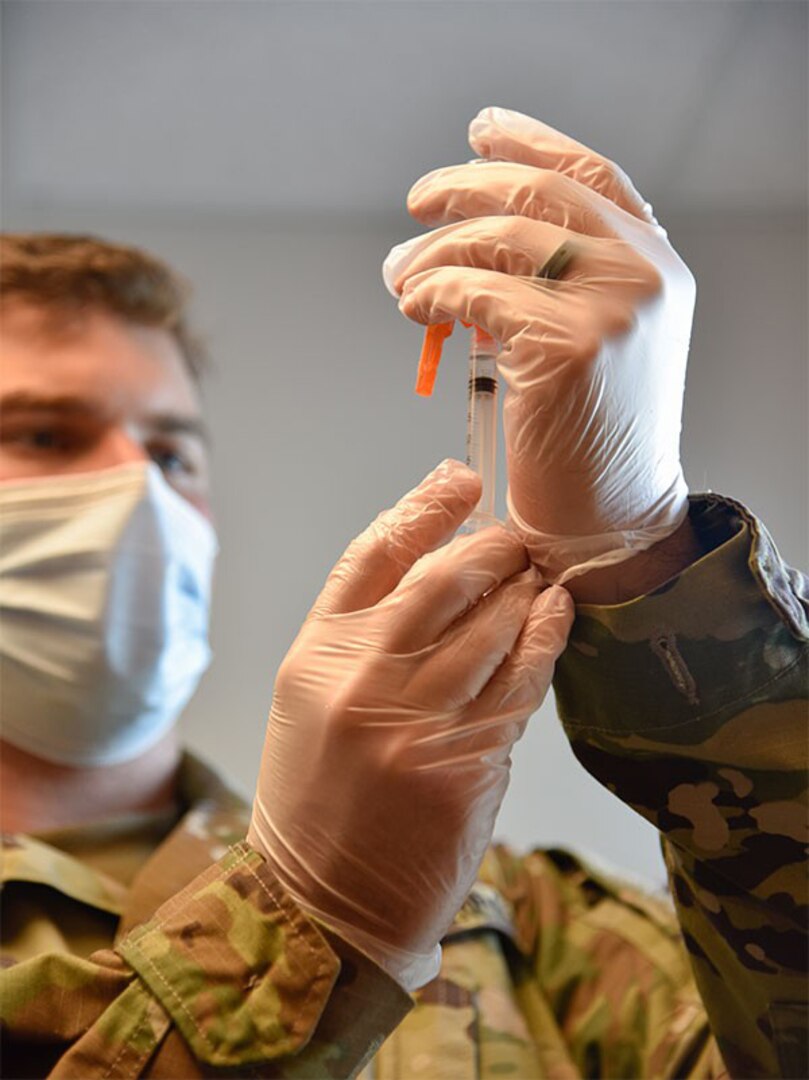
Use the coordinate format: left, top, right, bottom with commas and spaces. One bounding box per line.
177, 489, 214, 525
165, 451, 213, 524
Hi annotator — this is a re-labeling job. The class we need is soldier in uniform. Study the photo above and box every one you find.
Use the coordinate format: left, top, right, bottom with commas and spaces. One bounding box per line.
1, 110, 806, 1078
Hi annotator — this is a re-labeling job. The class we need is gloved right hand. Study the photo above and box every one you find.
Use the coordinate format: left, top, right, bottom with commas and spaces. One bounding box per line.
384, 108, 696, 584
248, 460, 573, 990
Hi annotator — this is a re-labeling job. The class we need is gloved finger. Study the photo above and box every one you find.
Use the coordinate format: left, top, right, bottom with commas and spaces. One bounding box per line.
385, 216, 573, 296
387, 218, 660, 306
382, 524, 530, 651
309, 459, 481, 619
468, 584, 574, 729
398, 265, 635, 364
406, 161, 624, 238
402, 569, 540, 708
467, 107, 654, 223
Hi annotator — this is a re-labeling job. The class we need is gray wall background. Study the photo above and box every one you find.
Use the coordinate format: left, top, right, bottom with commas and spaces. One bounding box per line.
3, 1, 807, 886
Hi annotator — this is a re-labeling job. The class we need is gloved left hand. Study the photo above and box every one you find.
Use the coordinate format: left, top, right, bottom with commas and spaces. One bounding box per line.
248, 461, 573, 990
384, 108, 696, 583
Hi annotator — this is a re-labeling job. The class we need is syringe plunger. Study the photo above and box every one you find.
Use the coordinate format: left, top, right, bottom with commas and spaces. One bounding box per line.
463, 328, 498, 532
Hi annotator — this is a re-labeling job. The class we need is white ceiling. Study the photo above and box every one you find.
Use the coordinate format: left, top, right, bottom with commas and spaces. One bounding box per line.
2, 0, 807, 218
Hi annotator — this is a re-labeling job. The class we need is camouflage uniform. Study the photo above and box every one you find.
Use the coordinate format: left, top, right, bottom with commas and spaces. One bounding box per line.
1, 495, 806, 1078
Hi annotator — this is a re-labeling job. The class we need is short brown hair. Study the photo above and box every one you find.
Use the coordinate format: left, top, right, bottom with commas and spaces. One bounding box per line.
0, 233, 207, 380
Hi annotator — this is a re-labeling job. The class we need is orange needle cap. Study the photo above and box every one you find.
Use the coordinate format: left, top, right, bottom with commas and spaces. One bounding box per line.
415, 321, 454, 397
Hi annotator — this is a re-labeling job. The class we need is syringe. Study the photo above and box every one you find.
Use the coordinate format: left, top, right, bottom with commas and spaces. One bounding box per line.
461, 326, 499, 533
412, 247, 574, 531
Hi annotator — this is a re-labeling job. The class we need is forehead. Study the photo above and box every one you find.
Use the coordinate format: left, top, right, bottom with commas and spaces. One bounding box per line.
0, 302, 202, 417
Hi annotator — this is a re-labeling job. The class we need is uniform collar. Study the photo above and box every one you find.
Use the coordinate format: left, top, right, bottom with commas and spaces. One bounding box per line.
1, 751, 251, 936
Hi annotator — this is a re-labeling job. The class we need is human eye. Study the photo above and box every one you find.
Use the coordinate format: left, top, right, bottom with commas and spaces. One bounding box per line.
0, 419, 86, 455
147, 439, 198, 478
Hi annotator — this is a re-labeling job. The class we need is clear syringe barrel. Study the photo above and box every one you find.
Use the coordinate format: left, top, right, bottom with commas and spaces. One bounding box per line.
464, 327, 498, 531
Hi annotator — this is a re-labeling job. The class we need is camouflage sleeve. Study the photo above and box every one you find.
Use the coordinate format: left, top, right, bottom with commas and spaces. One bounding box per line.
552, 494, 808, 1079
6, 843, 411, 1078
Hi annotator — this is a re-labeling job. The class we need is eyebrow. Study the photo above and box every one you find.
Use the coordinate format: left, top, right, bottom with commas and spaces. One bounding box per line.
0, 391, 210, 443
0, 391, 99, 416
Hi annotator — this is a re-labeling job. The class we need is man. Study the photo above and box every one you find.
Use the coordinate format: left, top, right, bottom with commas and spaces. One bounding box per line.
1, 110, 806, 1079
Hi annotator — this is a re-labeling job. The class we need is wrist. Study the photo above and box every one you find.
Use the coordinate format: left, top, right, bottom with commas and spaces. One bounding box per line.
506, 476, 691, 587
247, 815, 441, 992
564, 515, 705, 605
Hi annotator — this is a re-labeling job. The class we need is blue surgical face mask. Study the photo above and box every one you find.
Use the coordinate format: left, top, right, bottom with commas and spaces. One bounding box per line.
0, 462, 218, 766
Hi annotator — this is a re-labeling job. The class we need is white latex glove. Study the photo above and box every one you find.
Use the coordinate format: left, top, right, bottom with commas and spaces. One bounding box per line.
248, 460, 573, 990
383, 107, 695, 583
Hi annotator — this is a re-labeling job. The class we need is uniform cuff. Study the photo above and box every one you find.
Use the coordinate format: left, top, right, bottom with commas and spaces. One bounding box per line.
554, 493, 808, 737
117, 843, 340, 1068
